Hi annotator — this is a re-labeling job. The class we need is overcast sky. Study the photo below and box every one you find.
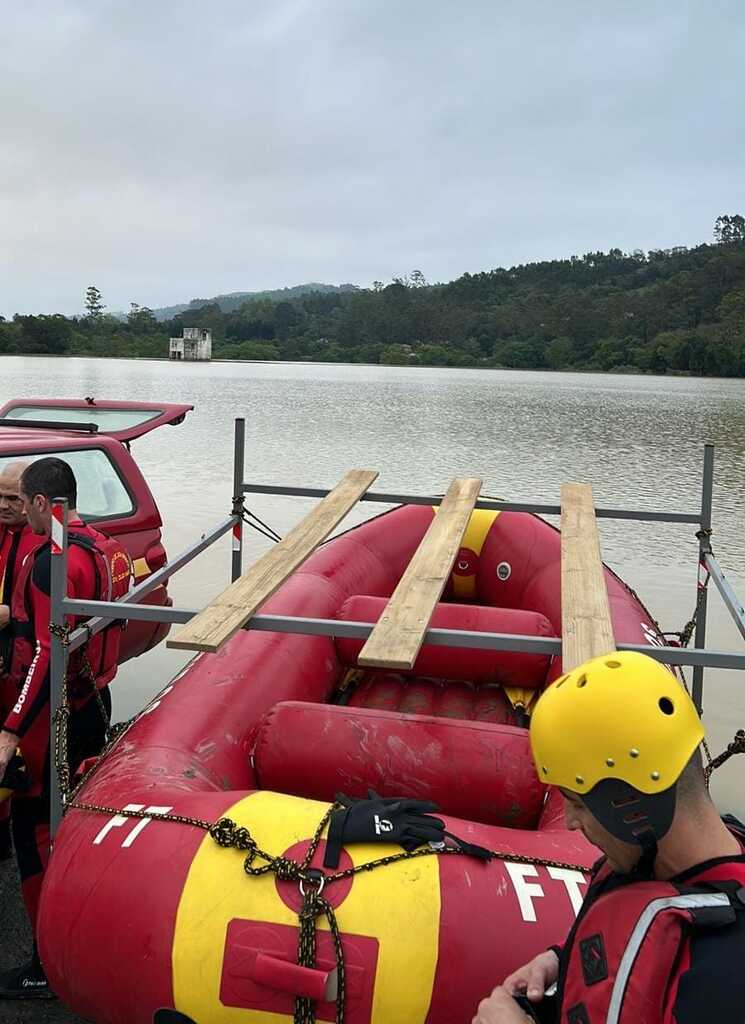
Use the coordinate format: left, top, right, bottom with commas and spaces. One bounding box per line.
2, 1, 744, 317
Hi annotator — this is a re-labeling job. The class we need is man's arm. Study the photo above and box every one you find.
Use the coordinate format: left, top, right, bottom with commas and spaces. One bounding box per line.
0, 729, 16, 777
2, 551, 53, 739
3, 544, 94, 745
502, 949, 560, 1001
472, 987, 532, 1023
470, 949, 560, 1024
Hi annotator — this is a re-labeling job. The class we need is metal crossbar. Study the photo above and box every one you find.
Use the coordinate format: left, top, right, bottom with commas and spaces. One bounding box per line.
240, 484, 701, 525
46, 424, 745, 836
692, 444, 715, 710
56, 597, 745, 671
704, 552, 745, 642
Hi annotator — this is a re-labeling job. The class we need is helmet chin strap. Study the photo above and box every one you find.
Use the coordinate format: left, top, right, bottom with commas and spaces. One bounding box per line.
630, 832, 659, 880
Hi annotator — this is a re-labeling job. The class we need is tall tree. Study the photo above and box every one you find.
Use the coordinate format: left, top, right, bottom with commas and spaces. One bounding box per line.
714, 214, 745, 245
85, 285, 105, 319
127, 303, 157, 331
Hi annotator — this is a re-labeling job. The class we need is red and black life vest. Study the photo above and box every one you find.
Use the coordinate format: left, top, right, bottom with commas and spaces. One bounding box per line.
9, 525, 132, 698
558, 856, 745, 1023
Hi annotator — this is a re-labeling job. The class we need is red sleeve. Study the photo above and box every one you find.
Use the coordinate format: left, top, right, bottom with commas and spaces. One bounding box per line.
3, 568, 51, 737
3, 547, 94, 737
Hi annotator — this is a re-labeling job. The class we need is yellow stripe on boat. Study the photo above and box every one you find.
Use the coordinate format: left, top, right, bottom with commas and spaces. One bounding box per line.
443, 508, 500, 600
172, 790, 440, 1023
504, 686, 539, 714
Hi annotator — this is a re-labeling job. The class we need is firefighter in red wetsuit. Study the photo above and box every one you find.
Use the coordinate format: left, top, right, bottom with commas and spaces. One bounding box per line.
0, 457, 131, 1000
0, 461, 43, 861
473, 652, 745, 1024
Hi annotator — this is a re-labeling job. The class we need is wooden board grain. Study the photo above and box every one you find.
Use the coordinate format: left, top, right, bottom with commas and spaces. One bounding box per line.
357, 477, 482, 670
167, 469, 379, 653
560, 482, 616, 671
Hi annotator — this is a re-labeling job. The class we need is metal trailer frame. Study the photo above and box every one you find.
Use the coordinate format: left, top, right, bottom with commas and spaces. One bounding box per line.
46, 422, 745, 834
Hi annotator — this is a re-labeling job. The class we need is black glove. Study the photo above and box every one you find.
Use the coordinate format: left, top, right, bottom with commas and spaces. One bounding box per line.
513, 993, 558, 1023
323, 790, 445, 868
0, 753, 30, 794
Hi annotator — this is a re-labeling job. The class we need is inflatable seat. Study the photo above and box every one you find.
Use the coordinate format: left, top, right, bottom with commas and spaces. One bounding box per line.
253, 701, 546, 829
346, 671, 515, 723
335, 595, 556, 688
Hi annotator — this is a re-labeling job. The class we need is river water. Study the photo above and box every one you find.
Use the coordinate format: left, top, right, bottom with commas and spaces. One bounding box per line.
1, 356, 744, 814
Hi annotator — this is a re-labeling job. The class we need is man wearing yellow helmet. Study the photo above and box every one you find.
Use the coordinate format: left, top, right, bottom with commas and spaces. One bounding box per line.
473, 651, 745, 1024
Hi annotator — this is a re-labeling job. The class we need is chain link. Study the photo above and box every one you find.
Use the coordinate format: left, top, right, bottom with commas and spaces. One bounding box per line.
49, 622, 73, 800
49, 620, 142, 810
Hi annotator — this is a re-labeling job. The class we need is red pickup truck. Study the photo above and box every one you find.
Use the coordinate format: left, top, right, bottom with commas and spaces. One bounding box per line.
0, 397, 193, 662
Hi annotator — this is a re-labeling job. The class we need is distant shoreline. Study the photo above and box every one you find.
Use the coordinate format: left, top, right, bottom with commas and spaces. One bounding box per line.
0, 352, 724, 379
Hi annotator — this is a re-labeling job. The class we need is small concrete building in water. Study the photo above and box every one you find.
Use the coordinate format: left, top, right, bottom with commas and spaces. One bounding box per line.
169, 327, 212, 361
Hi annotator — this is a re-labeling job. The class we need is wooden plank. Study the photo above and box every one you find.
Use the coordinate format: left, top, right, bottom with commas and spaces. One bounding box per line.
167, 469, 379, 653
560, 482, 616, 671
357, 477, 482, 670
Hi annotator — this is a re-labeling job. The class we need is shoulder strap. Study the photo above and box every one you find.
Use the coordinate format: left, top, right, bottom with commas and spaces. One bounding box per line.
67, 529, 97, 552
67, 529, 112, 601
678, 877, 745, 920
21, 538, 50, 604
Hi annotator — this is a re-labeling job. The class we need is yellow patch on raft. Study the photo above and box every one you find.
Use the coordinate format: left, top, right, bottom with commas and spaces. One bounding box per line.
446, 508, 500, 600
172, 790, 441, 1023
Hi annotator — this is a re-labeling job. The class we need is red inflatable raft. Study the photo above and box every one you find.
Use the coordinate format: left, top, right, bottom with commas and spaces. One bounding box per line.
38, 506, 663, 1023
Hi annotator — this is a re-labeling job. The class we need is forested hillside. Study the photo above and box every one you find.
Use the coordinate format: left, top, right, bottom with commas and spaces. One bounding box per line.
3, 216, 744, 376
150, 282, 359, 320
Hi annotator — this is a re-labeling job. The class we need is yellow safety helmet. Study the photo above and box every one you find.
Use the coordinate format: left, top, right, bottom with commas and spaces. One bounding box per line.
530, 652, 704, 844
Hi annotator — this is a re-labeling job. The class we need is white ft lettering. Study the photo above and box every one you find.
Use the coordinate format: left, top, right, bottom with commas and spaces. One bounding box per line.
93, 804, 173, 847
505, 863, 588, 922
505, 862, 545, 923
546, 867, 587, 915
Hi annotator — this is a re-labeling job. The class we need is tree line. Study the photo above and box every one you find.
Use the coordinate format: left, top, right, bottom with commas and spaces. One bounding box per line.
2, 215, 745, 377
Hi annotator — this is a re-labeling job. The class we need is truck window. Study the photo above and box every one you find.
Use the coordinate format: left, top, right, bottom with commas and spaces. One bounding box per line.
0, 450, 134, 521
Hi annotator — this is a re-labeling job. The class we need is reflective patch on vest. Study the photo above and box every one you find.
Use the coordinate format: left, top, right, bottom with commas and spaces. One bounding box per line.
567, 1004, 590, 1024
579, 933, 608, 986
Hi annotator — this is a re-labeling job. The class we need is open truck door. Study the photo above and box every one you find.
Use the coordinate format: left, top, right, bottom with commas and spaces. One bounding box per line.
0, 399, 193, 443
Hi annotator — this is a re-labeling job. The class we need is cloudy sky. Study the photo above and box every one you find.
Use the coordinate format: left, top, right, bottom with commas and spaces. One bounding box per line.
2, 1, 744, 316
